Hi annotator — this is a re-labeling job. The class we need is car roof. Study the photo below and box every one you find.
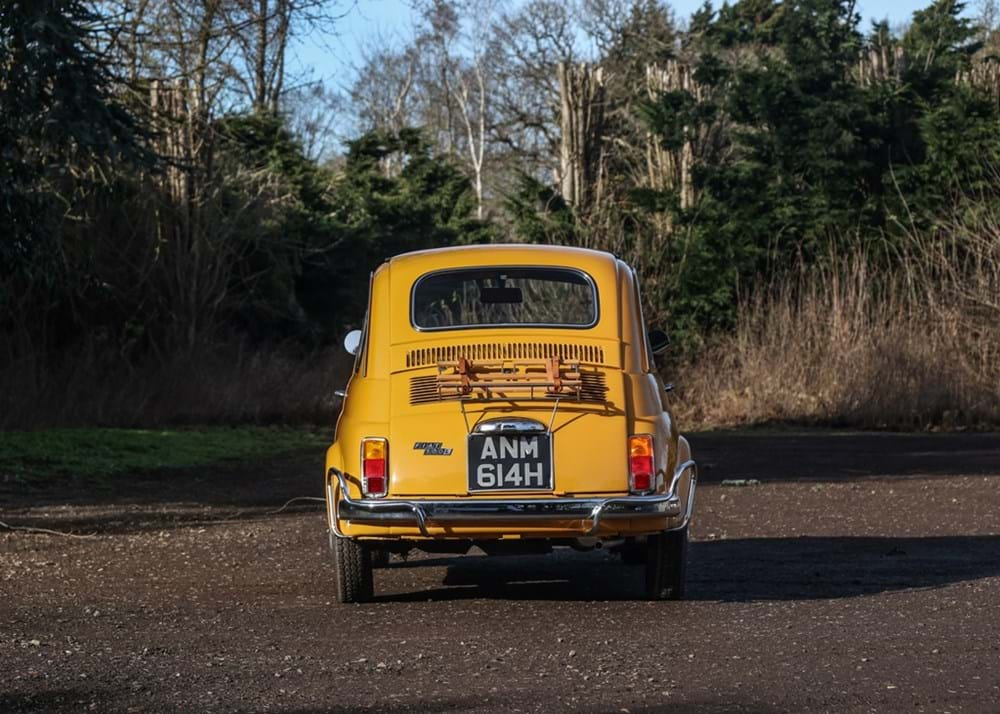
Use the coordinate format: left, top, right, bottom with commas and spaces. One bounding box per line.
374, 243, 632, 358
386, 243, 618, 272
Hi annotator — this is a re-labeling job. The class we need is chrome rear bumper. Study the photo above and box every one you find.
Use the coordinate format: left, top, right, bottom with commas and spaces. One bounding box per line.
329, 460, 697, 538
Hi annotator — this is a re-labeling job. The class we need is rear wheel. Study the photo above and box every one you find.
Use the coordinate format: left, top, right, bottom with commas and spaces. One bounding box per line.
644, 526, 688, 600
330, 531, 373, 603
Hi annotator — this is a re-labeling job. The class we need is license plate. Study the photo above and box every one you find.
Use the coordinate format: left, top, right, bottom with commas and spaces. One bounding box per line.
467, 433, 553, 492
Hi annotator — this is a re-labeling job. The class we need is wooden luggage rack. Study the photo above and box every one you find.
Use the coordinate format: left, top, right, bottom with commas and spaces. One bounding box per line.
435, 357, 584, 401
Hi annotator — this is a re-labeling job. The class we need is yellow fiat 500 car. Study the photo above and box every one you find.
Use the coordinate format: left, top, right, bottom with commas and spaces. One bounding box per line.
325, 244, 696, 602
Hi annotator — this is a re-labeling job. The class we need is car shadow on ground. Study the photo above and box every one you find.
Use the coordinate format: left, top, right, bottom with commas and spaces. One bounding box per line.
372, 534, 1000, 603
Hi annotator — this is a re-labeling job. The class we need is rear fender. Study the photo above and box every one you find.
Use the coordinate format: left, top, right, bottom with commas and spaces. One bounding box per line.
677, 435, 692, 464
325, 443, 346, 531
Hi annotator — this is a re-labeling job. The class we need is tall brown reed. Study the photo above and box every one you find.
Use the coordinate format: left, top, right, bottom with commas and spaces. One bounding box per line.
672, 216, 1000, 430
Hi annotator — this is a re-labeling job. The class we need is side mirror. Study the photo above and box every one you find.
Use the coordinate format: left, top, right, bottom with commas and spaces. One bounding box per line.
343, 329, 363, 356
647, 328, 670, 355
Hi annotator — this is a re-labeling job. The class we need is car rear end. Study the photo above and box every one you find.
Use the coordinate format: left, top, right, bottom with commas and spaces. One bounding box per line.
325, 245, 696, 601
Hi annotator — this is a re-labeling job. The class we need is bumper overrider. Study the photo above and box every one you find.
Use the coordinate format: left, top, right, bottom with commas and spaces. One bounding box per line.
328, 460, 697, 538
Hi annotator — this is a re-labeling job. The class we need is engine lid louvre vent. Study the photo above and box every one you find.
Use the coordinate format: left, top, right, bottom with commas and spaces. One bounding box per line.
405, 342, 605, 368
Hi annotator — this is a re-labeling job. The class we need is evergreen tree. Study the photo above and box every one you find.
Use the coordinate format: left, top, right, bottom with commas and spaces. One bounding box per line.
0, 0, 141, 276
896, 1, 1000, 213
642, 0, 874, 339
299, 129, 492, 332
638, 0, 1000, 343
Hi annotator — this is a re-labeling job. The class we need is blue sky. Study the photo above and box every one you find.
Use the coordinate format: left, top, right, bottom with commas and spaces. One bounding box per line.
297, 0, 947, 84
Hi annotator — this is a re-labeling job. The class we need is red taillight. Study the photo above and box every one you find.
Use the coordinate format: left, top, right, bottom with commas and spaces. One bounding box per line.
629, 434, 655, 493
361, 438, 388, 497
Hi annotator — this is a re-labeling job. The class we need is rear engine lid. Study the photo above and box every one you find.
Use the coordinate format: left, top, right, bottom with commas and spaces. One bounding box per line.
388, 380, 627, 497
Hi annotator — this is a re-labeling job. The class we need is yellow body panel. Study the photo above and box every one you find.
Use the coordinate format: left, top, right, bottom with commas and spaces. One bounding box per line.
325, 244, 689, 540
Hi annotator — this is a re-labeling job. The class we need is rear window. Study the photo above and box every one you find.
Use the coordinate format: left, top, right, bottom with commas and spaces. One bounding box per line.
412, 267, 598, 330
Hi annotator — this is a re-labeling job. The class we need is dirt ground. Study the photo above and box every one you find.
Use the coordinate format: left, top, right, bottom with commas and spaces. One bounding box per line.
2, 431, 1000, 713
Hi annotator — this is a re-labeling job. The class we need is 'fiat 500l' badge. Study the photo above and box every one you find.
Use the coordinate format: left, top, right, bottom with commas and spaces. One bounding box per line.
414, 442, 453, 456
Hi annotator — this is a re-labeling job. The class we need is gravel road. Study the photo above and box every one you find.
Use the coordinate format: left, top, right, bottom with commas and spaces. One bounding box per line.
3, 431, 1000, 713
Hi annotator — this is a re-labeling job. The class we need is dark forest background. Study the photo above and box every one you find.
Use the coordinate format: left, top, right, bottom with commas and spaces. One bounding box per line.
3, 0, 999, 429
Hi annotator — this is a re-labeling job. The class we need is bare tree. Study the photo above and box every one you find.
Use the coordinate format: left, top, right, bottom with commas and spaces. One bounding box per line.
979, 0, 1000, 35
88, 0, 351, 351
222, 0, 293, 112
489, 0, 578, 183
411, 0, 497, 219
105, 0, 346, 115
348, 0, 577, 215
446, 40, 492, 219
350, 41, 420, 135
413, 0, 461, 154
224, 0, 346, 113
286, 81, 347, 162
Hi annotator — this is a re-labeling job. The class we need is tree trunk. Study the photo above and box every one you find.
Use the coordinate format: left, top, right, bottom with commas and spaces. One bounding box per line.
557, 62, 606, 212
644, 61, 704, 212
255, 0, 269, 112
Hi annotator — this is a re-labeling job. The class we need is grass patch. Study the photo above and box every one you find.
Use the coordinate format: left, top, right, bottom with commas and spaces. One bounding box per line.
0, 426, 328, 485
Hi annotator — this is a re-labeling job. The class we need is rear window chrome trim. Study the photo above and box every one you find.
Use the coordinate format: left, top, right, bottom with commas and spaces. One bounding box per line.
409, 265, 601, 332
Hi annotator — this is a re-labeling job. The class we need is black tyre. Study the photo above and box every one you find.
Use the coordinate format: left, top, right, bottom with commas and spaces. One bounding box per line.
644, 526, 688, 600
331, 532, 374, 603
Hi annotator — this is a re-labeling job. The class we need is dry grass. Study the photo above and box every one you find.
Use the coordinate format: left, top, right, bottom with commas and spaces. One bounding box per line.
0, 341, 353, 430
673, 216, 1000, 431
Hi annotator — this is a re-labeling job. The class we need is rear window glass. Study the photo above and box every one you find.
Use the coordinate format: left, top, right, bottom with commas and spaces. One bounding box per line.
412, 267, 598, 330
